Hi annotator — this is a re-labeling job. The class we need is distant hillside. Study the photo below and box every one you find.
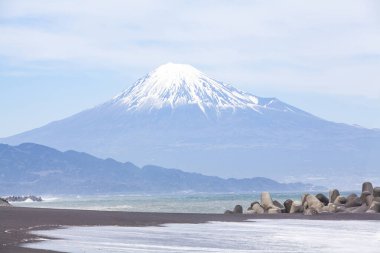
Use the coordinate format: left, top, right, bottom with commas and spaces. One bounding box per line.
0, 143, 321, 194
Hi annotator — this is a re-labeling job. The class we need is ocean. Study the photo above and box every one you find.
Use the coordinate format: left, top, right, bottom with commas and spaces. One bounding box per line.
11, 192, 314, 213
24, 219, 380, 252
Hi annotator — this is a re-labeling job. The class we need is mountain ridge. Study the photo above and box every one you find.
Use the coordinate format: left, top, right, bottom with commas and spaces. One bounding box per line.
2, 63, 380, 187
0, 143, 320, 194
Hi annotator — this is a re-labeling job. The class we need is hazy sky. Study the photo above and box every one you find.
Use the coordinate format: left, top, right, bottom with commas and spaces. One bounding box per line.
1, 0, 380, 138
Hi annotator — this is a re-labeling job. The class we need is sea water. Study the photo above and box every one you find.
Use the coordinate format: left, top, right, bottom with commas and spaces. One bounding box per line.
11, 192, 320, 213
24, 219, 380, 252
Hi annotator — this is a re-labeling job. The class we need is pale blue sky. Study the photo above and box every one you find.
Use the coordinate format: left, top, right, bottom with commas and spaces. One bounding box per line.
1, 0, 380, 138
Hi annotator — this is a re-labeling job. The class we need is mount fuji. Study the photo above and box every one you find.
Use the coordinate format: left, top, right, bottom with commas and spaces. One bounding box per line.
2, 63, 380, 187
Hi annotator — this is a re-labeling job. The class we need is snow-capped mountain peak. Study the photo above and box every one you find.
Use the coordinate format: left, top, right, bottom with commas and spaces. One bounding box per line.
113, 63, 261, 114
3, 63, 377, 188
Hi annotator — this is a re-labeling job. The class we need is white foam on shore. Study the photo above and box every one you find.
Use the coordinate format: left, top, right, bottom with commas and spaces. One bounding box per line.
24, 219, 380, 253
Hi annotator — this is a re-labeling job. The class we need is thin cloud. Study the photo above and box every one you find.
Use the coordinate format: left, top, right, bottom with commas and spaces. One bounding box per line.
0, 0, 379, 98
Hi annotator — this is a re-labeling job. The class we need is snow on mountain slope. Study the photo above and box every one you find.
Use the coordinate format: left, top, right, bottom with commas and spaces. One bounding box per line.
110, 63, 307, 116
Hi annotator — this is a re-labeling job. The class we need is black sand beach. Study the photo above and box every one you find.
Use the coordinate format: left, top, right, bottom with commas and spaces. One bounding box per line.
1, 206, 380, 253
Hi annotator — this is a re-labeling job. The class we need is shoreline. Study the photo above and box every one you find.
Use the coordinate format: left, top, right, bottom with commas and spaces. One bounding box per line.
1, 207, 380, 253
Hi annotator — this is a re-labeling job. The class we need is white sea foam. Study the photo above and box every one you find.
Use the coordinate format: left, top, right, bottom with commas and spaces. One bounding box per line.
24, 219, 380, 253
41, 196, 60, 202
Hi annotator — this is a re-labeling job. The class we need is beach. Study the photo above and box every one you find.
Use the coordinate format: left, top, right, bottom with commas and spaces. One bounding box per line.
1, 206, 249, 253
1, 206, 380, 253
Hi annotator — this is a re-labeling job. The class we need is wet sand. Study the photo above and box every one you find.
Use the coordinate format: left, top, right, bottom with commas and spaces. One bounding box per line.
1, 206, 380, 253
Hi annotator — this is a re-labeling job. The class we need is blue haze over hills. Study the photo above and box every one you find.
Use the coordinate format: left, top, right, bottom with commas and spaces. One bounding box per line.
0, 143, 317, 195
2, 63, 379, 188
